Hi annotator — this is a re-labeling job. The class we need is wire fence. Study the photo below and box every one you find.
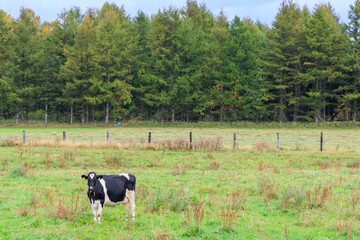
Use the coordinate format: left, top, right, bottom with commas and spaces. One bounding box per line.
1, 131, 360, 151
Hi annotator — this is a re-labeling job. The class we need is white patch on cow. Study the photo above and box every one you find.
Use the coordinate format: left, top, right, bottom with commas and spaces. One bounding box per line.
127, 189, 136, 220
119, 173, 130, 180
99, 179, 125, 206
91, 200, 102, 223
89, 173, 95, 179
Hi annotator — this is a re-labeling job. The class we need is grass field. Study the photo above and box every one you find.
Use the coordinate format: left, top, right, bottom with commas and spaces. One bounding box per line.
1, 126, 360, 239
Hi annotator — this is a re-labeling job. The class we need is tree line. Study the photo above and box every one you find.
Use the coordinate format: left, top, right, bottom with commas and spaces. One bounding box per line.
0, 0, 360, 124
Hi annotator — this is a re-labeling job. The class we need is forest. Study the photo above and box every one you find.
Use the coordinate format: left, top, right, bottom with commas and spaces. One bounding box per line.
0, 0, 360, 124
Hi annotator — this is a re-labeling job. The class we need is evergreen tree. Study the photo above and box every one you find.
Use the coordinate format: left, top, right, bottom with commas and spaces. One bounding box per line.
52, 7, 83, 122
0, 10, 12, 119
180, 0, 215, 121
89, 3, 135, 123
36, 23, 64, 124
262, 0, 302, 123
345, 0, 360, 121
302, 4, 348, 122
61, 12, 96, 124
146, 7, 182, 123
206, 11, 229, 122
225, 17, 268, 121
5, 8, 44, 123
131, 11, 153, 120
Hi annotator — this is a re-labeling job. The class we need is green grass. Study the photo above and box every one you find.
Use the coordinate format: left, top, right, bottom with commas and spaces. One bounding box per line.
1, 126, 360, 239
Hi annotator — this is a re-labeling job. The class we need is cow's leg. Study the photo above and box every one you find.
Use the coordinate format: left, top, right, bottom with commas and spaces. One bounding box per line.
91, 203, 98, 223
123, 201, 130, 221
128, 190, 136, 220
97, 204, 103, 224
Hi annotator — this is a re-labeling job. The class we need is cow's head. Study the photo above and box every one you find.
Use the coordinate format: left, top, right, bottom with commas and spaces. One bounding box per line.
81, 172, 103, 193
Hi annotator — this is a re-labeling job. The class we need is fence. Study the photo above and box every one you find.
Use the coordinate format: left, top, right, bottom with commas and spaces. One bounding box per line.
1, 131, 360, 151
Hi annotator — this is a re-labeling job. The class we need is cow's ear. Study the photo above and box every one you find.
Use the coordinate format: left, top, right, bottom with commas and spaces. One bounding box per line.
81, 175, 88, 180
97, 175, 103, 180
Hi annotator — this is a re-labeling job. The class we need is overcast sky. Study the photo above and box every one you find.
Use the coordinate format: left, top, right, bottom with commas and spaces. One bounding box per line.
0, 0, 355, 26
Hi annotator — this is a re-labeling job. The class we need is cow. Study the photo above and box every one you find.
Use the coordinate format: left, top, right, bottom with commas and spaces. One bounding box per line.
81, 172, 136, 223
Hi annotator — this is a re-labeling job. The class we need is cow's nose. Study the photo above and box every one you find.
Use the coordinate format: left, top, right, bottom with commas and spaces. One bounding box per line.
89, 187, 94, 191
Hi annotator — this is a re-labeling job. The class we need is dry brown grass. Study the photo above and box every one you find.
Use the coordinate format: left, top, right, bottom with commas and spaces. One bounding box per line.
158, 138, 189, 150
305, 184, 333, 209
140, 143, 157, 150
193, 137, 222, 151
150, 228, 173, 240
58, 157, 66, 168
255, 141, 274, 151
1, 158, 8, 171
136, 183, 149, 201
257, 175, 278, 202
346, 160, 360, 169
219, 207, 239, 230
184, 200, 205, 226
209, 161, 220, 170
170, 164, 187, 175
317, 160, 330, 170
17, 185, 84, 222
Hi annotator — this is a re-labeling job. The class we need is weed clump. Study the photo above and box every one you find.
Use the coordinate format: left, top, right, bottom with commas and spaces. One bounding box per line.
278, 184, 333, 210
257, 174, 278, 202
9, 163, 30, 177
346, 160, 360, 169
146, 188, 189, 213
184, 200, 205, 226
255, 141, 272, 151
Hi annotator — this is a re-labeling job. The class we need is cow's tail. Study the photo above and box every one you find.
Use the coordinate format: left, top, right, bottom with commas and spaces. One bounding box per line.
127, 174, 136, 191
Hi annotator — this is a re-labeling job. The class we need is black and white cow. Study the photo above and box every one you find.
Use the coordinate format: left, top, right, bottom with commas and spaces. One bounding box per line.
81, 172, 136, 223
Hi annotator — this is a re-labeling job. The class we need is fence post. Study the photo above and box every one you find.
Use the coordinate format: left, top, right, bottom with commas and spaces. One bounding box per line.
320, 132, 323, 152
23, 130, 26, 144
63, 131, 66, 141
106, 131, 109, 144
148, 132, 151, 144
190, 132, 193, 150
233, 133, 236, 150
276, 133, 280, 150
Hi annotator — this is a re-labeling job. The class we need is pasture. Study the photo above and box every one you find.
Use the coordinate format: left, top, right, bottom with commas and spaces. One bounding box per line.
1, 126, 360, 239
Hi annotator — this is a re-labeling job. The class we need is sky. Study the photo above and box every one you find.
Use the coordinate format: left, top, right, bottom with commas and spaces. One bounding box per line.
0, 0, 355, 26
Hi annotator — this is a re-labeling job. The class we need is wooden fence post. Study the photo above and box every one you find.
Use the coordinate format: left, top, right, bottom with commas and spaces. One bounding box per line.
23, 130, 26, 144
190, 132, 193, 150
106, 131, 109, 144
233, 133, 236, 150
320, 132, 323, 152
63, 131, 66, 141
148, 132, 151, 144
276, 133, 279, 150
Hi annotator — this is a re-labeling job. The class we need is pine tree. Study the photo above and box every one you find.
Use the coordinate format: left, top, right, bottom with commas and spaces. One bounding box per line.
146, 7, 182, 123
345, 0, 360, 121
61, 11, 96, 124
302, 3, 348, 122
5, 8, 44, 123
262, 0, 302, 123
0, 10, 12, 119
131, 11, 153, 120
52, 7, 83, 122
89, 3, 135, 123
206, 11, 229, 122
180, 0, 214, 121
224, 17, 268, 121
